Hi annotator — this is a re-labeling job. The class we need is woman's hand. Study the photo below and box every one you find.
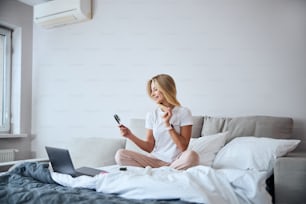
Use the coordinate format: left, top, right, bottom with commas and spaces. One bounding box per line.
118, 125, 154, 153
162, 107, 172, 127
119, 124, 132, 138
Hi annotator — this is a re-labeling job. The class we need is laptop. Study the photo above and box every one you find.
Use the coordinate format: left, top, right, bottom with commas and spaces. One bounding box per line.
45, 146, 107, 177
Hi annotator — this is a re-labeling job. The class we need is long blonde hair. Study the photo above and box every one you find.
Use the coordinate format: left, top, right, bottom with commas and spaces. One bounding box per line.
146, 74, 181, 106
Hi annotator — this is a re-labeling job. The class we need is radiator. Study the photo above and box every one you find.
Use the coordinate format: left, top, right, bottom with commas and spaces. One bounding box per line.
0, 149, 18, 162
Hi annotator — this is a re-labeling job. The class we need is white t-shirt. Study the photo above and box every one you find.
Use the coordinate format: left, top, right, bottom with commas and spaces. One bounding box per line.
145, 106, 193, 163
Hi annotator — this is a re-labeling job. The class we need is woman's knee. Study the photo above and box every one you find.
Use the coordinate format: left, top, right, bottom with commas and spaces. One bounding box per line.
184, 150, 200, 166
115, 149, 126, 165
190, 150, 200, 165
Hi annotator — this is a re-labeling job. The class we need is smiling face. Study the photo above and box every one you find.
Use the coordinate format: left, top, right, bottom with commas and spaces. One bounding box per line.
150, 80, 165, 104
146, 74, 181, 107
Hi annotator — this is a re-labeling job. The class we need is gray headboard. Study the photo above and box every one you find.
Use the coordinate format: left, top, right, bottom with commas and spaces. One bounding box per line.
199, 115, 294, 143
128, 115, 294, 153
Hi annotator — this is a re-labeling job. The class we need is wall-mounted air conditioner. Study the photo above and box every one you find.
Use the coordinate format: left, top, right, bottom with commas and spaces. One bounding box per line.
34, 0, 92, 29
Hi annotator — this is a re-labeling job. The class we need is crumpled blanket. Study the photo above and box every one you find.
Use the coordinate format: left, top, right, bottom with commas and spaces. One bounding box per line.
8, 161, 55, 183
52, 165, 272, 204
0, 162, 193, 204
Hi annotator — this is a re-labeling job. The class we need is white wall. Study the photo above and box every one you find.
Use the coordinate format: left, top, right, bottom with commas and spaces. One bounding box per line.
32, 0, 306, 158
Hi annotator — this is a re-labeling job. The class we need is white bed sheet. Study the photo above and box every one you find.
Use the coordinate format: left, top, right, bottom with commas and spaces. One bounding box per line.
51, 165, 272, 204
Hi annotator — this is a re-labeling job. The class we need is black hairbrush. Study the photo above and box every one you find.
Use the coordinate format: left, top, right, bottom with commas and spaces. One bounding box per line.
114, 114, 121, 125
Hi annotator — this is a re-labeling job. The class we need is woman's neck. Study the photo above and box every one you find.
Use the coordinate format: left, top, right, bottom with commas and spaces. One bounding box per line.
158, 103, 174, 112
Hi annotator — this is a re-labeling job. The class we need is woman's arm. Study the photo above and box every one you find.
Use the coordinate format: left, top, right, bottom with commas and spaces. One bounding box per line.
168, 125, 192, 151
161, 106, 192, 151
119, 125, 155, 153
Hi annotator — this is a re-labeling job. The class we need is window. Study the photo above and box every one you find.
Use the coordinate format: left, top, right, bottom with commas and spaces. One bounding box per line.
0, 26, 12, 133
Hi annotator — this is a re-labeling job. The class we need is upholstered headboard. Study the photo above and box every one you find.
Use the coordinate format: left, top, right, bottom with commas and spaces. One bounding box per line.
200, 116, 294, 143
128, 115, 294, 148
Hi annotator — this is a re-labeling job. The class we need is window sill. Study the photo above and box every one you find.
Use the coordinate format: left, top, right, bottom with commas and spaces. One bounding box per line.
0, 134, 28, 139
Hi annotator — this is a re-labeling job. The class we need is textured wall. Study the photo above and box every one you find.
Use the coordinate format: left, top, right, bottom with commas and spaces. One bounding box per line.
31, 0, 306, 158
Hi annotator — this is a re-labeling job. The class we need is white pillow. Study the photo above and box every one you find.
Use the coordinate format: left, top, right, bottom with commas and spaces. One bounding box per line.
213, 136, 301, 173
188, 132, 228, 166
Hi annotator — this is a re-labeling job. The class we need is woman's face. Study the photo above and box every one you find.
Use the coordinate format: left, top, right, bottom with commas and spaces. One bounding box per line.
150, 81, 165, 104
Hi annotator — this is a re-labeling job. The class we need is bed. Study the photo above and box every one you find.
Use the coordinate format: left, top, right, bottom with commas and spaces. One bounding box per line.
0, 115, 304, 204
0, 162, 192, 204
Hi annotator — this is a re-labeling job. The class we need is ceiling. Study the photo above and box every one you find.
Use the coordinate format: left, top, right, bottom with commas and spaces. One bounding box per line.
17, 0, 50, 6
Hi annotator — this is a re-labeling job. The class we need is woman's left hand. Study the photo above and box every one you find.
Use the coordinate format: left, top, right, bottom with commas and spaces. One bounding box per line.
162, 107, 172, 127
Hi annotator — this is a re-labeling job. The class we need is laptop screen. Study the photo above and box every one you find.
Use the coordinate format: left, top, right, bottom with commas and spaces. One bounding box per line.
45, 146, 76, 176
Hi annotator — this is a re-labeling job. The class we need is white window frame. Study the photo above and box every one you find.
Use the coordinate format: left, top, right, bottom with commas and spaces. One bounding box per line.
0, 26, 12, 133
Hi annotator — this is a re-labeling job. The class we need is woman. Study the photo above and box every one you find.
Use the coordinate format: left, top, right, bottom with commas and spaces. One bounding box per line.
115, 74, 199, 170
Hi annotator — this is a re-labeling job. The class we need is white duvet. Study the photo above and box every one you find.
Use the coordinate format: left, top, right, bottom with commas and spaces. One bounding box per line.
51, 165, 272, 204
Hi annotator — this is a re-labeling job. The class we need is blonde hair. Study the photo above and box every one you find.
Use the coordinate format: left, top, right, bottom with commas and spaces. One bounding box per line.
146, 74, 181, 106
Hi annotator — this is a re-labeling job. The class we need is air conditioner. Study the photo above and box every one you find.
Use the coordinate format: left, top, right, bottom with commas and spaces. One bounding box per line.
34, 0, 92, 29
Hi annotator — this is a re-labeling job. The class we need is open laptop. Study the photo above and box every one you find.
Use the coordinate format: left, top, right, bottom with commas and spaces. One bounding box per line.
45, 146, 107, 177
